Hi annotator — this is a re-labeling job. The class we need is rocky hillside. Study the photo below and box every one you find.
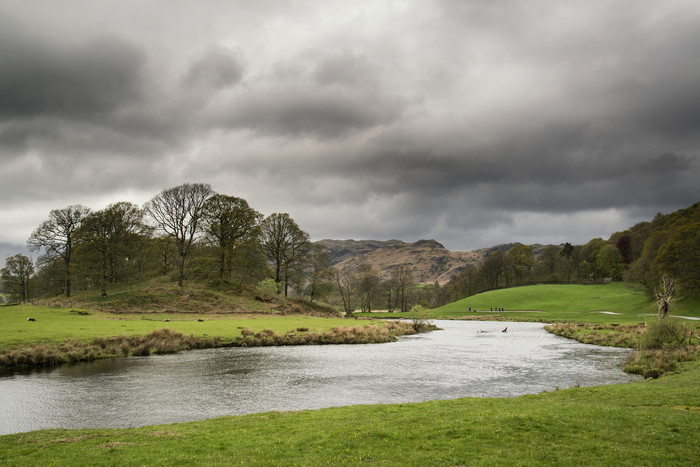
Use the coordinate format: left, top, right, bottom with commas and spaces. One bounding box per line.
316, 239, 548, 285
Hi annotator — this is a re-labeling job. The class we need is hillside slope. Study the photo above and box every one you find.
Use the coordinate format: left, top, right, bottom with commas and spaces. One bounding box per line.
316, 239, 548, 285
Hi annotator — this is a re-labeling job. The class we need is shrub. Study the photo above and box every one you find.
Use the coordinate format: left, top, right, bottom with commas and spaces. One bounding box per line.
639, 319, 690, 350
257, 278, 279, 296
410, 304, 432, 332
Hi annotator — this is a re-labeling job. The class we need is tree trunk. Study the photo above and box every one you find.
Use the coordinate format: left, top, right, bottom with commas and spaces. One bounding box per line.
178, 254, 186, 288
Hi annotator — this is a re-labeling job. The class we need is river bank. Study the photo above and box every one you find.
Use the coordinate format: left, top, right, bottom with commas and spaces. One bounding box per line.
0, 318, 428, 373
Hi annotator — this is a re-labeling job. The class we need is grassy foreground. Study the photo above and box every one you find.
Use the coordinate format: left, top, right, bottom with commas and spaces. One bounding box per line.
1, 360, 698, 465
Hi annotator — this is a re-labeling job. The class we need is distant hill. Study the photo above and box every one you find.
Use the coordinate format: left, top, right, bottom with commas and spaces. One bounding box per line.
315, 239, 548, 285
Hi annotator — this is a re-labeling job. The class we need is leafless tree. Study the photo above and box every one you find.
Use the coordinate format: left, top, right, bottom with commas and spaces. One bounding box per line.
144, 183, 213, 287
28, 205, 90, 297
392, 264, 414, 313
654, 275, 678, 319
335, 268, 355, 316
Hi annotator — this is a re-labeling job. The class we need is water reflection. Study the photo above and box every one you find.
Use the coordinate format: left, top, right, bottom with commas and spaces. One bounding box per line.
0, 321, 638, 434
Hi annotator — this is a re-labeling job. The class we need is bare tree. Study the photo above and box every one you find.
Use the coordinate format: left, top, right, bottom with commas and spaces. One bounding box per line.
28, 205, 90, 297
654, 275, 678, 319
335, 269, 355, 316
307, 244, 334, 302
356, 262, 380, 313
144, 183, 213, 287
392, 264, 414, 313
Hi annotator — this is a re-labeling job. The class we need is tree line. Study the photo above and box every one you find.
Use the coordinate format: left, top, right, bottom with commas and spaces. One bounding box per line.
439, 202, 700, 305
1, 183, 335, 304
3, 193, 697, 310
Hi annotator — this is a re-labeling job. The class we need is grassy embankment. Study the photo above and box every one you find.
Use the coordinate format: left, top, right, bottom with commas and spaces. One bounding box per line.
430, 282, 700, 324
0, 279, 423, 372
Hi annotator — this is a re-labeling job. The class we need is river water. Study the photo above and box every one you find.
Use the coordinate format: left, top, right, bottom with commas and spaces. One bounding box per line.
0, 320, 638, 435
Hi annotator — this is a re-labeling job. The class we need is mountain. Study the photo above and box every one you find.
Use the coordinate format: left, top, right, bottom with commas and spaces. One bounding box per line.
315, 239, 548, 285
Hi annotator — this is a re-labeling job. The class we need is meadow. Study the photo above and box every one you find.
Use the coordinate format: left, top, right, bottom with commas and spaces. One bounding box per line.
430, 282, 700, 324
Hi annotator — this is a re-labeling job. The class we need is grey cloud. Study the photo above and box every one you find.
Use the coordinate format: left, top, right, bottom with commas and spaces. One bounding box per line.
1, 1, 699, 253
183, 47, 245, 90
0, 33, 145, 120
217, 87, 407, 139
312, 50, 380, 89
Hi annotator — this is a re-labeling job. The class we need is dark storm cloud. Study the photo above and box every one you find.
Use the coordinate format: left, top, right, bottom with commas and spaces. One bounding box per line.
206, 49, 409, 139
0, 0, 699, 252
0, 30, 145, 120
218, 87, 406, 139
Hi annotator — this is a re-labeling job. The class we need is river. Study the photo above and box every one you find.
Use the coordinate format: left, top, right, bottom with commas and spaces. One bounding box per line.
0, 320, 639, 435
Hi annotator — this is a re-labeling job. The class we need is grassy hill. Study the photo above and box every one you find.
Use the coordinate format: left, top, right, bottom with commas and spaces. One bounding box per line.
431, 283, 700, 324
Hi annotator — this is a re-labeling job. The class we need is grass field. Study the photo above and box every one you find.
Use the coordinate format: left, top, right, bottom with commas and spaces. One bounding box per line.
0, 305, 357, 352
429, 283, 700, 324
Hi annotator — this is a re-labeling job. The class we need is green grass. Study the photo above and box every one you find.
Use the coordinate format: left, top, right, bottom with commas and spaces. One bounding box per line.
1, 359, 698, 465
430, 283, 700, 324
0, 304, 357, 352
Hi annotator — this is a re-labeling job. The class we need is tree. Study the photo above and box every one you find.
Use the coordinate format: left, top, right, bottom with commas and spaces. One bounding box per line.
144, 183, 213, 287
506, 244, 535, 284
480, 250, 506, 290
654, 223, 700, 291
538, 245, 562, 279
391, 264, 414, 313
335, 268, 355, 316
615, 234, 633, 264
560, 242, 575, 281
1, 254, 34, 302
202, 194, 262, 282
381, 278, 397, 312
75, 202, 147, 296
356, 263, 380, 312
654, 275, 678, 319
259, 213, 310, 296
596, 244, 624, 280
28, 205, 90, 297
307, 244, 334, 302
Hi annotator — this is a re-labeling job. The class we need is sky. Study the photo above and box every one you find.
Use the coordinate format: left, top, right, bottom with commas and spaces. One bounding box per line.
1, 0, 699, 266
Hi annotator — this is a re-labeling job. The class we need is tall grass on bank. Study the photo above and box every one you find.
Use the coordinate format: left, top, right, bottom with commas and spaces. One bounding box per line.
236, 320, 428, 346
0, 329, 221, 371
0, 321, 429, 372
625, 319, 699, 378
546, 319, 700, 379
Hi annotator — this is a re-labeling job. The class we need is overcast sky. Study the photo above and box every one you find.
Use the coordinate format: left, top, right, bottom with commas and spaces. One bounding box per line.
1, 0, 699, 266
